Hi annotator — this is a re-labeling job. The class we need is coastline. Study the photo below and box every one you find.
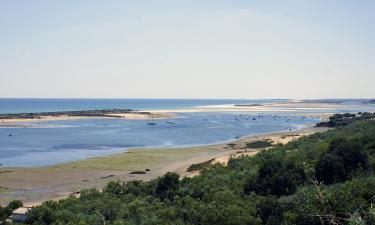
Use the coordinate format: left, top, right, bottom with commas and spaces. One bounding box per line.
0, 111, 174, 127
0, 101, 346, 205
149, 102, 343, 115
0, 125, 329, 206
0, 100, 352, 126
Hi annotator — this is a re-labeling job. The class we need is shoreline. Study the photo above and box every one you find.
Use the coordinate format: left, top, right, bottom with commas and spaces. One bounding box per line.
0, 101, 350, 126
0, 124, 329, 206
1, 100, 373, 125
0, 122, 315, 168
0, 111, 174, 127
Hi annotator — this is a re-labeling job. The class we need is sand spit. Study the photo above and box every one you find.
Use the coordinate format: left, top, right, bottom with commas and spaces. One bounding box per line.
0, 111, 174, 127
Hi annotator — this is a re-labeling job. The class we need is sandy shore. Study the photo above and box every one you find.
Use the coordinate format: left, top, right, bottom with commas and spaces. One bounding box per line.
0, 112, 174, 127
144, 102, 339, 123
0, 125, 329, 206
105, 112, 174, 120
0, 101, 341, 205
149, 102, 343, 114
0, 101, 340, 126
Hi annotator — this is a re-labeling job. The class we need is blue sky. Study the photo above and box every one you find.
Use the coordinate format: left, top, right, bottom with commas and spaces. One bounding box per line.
0, 0, 374, 99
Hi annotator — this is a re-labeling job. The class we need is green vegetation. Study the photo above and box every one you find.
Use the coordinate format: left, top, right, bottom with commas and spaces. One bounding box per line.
317, 112, 375, 127
315, 138, 369, 184
0, 200, 23, 224
244, 140, 273, 149
233, 104, 263, 107
227, 143, 237, 148
20, 118, 375, 225
54, 146, 217, 171
244, 158, 305, 196
0, 109, 136, 120
186, 159, 214, 172
129, 171, 147, 175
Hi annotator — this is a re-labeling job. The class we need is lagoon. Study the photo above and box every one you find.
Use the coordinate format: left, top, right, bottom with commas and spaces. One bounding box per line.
0, 111, 316, 167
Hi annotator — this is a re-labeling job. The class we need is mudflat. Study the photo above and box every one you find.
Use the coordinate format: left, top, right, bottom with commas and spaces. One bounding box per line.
0, 126, 328, 206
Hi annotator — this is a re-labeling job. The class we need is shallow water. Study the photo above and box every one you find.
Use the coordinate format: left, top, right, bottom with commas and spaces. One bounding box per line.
0, 112, 317, 167
1, 98, 375, 167
0, 98, 285, 113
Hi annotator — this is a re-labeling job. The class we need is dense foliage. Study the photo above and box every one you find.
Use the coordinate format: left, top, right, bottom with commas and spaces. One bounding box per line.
317, 112, 375, 127
244, 159, 305, 196
21, 120, 375, 225
187, 159, 214, 172
244, 140, 273, 149
0, 200, 23, 224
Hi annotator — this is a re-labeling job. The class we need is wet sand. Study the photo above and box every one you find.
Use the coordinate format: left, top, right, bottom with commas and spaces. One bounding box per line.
0, 112, 174, 127
149, 101, 343, 115
0, 125, 329, 206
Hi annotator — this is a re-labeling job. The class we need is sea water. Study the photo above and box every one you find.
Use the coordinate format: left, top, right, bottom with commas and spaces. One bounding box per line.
0, 98, 374, 167
0, 98, 286, 113
0, 112, 315, 167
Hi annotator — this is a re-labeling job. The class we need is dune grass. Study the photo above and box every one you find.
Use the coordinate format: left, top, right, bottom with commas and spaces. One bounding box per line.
187, 159, 215, 172
244, 140, 273, 148
53, 146, 218, 171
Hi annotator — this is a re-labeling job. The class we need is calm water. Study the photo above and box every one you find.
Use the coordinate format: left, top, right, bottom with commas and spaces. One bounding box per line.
0, 98, 286, 113
0, 98, 374, 167
0, 112, 317, 167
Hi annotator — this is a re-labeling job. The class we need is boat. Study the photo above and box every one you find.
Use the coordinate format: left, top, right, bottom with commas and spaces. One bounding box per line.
147, 114, 157, 126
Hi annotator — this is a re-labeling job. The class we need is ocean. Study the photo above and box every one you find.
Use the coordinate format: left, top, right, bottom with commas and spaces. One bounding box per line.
0, 98, 286, 113
0, 98, 372, 167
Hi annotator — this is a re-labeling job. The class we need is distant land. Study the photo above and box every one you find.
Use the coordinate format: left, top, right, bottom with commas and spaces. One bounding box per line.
0, 109, 135, 120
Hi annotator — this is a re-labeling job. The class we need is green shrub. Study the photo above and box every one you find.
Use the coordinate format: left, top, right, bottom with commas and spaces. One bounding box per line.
245, 141, 273, 149
129, 170, 146, 174
187, 159, 214, 172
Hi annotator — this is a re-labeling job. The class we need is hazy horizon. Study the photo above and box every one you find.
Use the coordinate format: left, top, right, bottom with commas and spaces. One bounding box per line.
0, 97, 374, 100
1, 1, 374, 99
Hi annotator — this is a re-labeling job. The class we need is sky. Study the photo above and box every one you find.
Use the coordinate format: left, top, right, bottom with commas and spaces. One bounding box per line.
0, 0, 374, 99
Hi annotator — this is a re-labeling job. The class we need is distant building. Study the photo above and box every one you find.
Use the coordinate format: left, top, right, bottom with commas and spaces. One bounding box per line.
10, 207, 31, 224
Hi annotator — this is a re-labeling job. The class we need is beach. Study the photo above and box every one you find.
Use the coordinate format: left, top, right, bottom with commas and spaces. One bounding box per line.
0, 101, 340, 129
0, 100, 362, 125
0, 111, 174, 127
149, 101, 345, 114
2, 2, 374, 222
1, 100, 373, 205
0, 125, 328, 206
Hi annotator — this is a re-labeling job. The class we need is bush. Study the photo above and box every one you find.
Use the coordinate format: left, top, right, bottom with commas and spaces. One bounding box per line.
315, 154, 346, 184
316, 138, 369, 184
8, 200, 23, 210
103, 181, 125, 196
187, 159, 214, 172
245, 141, 273, 149
154, 172, 180, 200
256, 197, 282, 225
129, 170, 146, 174
244, 159, 305, 196
0, 200, 23, 223
329, 138, 369, 174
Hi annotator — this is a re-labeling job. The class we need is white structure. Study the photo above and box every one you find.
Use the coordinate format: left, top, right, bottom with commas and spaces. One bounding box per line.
11, 207, 31, 223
